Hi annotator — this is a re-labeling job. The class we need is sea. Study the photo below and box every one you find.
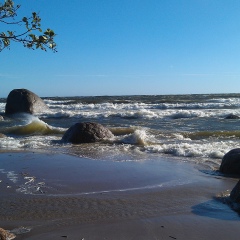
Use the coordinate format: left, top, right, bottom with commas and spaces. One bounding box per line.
0, 93, 240, 170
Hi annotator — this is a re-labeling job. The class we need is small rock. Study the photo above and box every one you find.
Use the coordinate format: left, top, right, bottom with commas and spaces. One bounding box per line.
0, 134, 6, 138
225, 114, 239, 119
0, 228, 16, 240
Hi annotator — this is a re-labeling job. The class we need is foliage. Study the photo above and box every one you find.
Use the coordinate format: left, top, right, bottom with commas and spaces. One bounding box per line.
0, 0, 57, 52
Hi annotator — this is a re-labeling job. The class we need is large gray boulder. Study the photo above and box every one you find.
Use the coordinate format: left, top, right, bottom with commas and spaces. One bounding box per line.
219, 148, 240, 175
230, 180, 240, 203
62, 122, 114, 143
5, 89, 49, 115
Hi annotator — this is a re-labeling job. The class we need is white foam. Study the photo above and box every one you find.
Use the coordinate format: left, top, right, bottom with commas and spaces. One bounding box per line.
170, 110, 204, 119
1, 96, 240, 168
0, 135, 61, 150
0, 137, 24, 149
208, 97, 240, 105
17, 178, 46, 194
120, 129, 148, 145
0, 169, 18, 183
10, 226, 31, 235
0, 102, 5, 113
41, 100, 240, 120
47, 179, 193, 197
44, 99, 75, 104
144, 140, 239, 159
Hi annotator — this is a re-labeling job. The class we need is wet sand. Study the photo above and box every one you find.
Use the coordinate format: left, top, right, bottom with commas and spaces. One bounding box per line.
0, 151, 239, 239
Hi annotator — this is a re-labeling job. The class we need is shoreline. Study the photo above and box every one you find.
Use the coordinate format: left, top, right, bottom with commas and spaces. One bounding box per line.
0, 151, 239, 239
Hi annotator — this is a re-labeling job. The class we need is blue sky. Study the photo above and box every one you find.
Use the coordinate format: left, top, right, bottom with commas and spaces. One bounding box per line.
1, 0, 240, 97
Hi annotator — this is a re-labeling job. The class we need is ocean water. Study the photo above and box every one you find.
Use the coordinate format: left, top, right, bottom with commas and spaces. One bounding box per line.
0, 94, 240, 170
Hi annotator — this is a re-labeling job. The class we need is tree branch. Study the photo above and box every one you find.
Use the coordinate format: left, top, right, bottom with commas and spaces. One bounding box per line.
0, 19, 23, 24
0, 0, 57, 52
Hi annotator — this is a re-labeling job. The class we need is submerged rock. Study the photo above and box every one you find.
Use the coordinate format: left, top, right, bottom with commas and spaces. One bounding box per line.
5, 89, 49, 115
0, 227, 16, 240
225, 114, 240, 119
230, 180, 240, 203
62, 122, 114, 143
0, 133, 6, 138
219, 148, 240, 175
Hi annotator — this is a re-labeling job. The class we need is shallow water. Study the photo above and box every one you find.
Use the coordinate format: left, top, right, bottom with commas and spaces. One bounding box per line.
0, 152, 237, 216
0, 94, 240, 169
0, 152, 239, 240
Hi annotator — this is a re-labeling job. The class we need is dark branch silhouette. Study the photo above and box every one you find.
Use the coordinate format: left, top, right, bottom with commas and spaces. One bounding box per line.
0, 0, 57, 52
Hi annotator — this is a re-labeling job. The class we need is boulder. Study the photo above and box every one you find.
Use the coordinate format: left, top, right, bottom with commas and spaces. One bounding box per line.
62, 122, 114, 143
5, 89, 49, 115
219, 148, 240, 175
225, 114, 239, 119
230, 180, 240, 203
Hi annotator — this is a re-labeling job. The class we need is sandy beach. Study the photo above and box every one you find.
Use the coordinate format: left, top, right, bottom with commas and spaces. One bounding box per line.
1, 0, 240, 238
0, 151, 239, 239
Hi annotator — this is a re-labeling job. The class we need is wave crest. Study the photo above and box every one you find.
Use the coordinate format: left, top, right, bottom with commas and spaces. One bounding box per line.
4, 116, 64, 136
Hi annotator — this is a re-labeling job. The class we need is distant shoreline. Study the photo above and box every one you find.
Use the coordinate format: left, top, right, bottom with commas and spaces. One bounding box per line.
1, 92, 240, 99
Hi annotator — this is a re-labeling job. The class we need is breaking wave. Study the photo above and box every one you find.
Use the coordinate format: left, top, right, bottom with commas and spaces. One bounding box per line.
3, 114, 65, 136
1, 94, 240, 169
144, 141, 235, 160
